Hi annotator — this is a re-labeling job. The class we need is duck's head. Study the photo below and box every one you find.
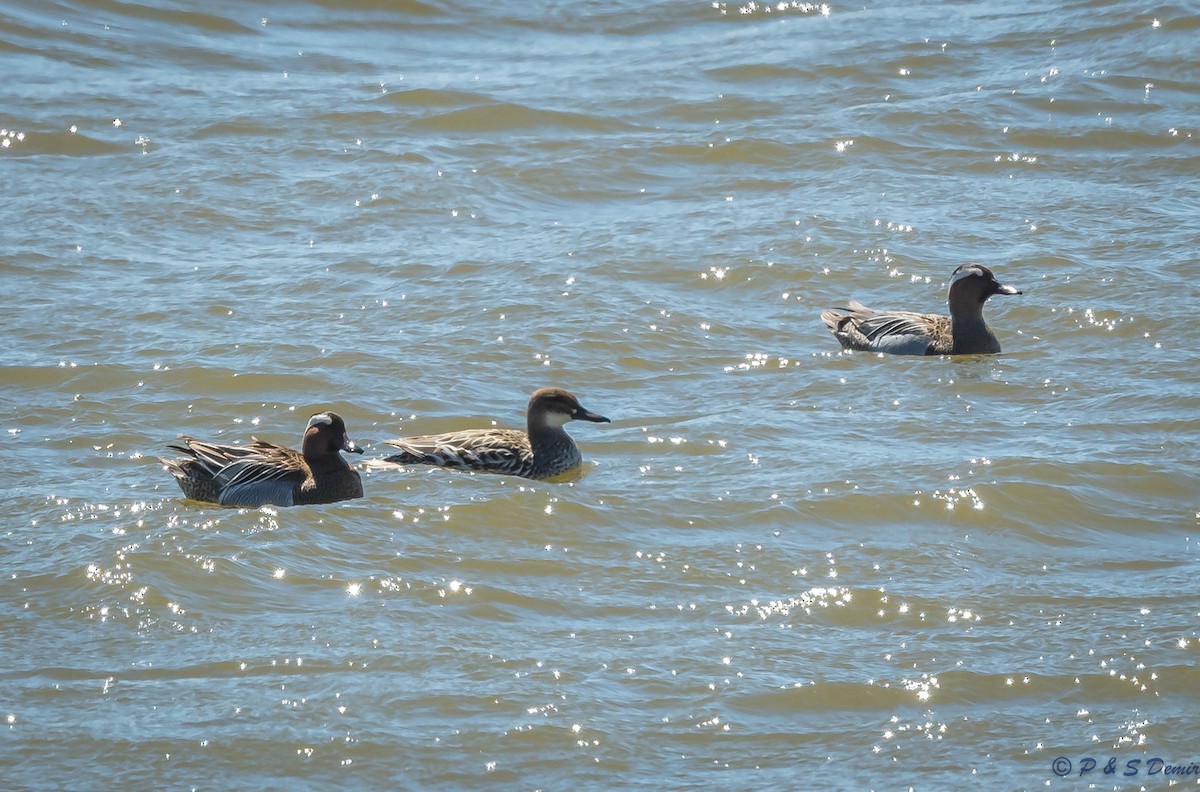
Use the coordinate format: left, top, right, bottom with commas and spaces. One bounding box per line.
949, 264, 1022, 306
528, 388, 611, 429
305, 412, 364, 456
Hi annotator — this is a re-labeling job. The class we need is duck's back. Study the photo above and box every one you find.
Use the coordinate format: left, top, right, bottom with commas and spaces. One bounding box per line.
211, 440, 309, 507
385, 428, 536, 476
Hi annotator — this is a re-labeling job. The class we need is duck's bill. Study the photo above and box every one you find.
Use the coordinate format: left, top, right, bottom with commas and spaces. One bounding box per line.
577, 409, 611, 423
344, 438, 365, 454
996, 283, 1022, 295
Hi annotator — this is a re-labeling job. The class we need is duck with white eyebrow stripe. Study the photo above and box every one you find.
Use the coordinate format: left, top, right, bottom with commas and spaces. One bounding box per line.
161, 412, 364, 507
820, 264, 1023, 356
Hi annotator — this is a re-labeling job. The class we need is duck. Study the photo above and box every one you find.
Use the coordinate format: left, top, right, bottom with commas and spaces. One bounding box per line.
382, 387, 610, 480
161, 412, 364, 507
820, 264, 1022, 355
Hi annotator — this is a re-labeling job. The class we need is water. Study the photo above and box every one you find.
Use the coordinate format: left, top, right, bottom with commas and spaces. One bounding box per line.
3, 0, 1199, 789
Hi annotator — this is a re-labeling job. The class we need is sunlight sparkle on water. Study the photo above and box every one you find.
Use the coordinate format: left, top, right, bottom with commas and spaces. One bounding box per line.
1, 129, 27, 149
715, 2, 830, 17
733, 586, 853, 620
902, 674, 939, 702
439, 580, 472, 597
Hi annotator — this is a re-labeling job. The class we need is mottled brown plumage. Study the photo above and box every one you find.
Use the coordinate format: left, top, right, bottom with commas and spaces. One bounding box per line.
383, 388, 610, 480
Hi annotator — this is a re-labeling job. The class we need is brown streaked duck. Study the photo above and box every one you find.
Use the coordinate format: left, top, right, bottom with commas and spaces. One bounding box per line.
161, 412, 364, 507
820, 264, 1022, 355
382, 387, 610, 480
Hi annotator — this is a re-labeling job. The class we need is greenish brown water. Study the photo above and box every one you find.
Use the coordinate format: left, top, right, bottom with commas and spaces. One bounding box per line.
2, 1, 1199, 789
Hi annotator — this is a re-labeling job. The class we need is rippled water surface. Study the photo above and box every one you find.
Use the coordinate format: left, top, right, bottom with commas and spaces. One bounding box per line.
3, 0, 1199, 789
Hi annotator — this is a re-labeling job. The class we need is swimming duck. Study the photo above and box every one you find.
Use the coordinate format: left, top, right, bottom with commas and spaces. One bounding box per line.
161, 412, 364, 507
820, 264, 1022, 355
383, 387, 610, 480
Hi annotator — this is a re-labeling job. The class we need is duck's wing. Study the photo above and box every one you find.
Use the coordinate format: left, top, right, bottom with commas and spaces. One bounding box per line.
167, 436, 258, 475
212, 439, 307, 507
854, 310, 938, 353
824, 301, 937, 355
384, 428, 533, 474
